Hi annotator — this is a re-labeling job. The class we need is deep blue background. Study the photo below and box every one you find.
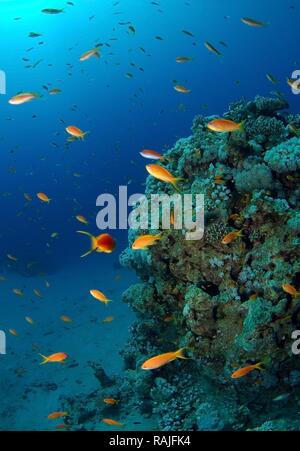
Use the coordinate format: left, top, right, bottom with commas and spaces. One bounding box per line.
0, 0, 298, 273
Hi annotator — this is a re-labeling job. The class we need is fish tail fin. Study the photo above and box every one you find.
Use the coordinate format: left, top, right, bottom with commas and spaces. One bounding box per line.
255, 362, 265, 371
39, 354, 49, 365
176, 348, 190, 360
77, 231, 97, 257
172, 178, 185, 193
239, 120, 246, 132
237, 229, 244, 237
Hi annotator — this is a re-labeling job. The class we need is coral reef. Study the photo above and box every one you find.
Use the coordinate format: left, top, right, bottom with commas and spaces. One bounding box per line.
119, 95, 300, 431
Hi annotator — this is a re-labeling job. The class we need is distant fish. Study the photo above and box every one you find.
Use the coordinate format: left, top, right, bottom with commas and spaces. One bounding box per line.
241, 17, 268, 27
60, 315, 73, 323
273, 393, 290, 402
221, 230, 243, 245
140, 149, 164, 160
204, 41, 222, 56
39, 352, 68, 365
41, 8, 64, 14
103, 398, 118, 405
102, 418, 124, 427
141, 348, 188, 370
9, 329, 19, 337
266, 73, 278, 84
37, 192, 51, 203
282, 284, 299, 297
76, 215, 89, 225
231, 362, 263, 379
25, 316, 34, 325
13, 288, 24, 297
174, 84, 191, 94
176, 56, 193, 63
48, 411, 69, 420
80, 48, 100, 62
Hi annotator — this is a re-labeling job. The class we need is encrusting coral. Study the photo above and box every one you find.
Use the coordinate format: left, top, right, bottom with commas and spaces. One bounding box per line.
118, 94, 300, 431
60, 95, 300, 431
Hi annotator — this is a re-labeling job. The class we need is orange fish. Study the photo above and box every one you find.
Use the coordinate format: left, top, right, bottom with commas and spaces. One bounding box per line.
80, 48, 100, 61
9, 92, 39, 105
55, 423, 69, 430
60, 315, 73, 323
66, 125, 88, 140
48, 411, 69, 420
174, 85, 191, 94
140, 149, 164, 160
141, 348, 188, 370
231, 362, 263, 379
131, 234, 161, 250
102, 316, 115, 323
90, 289, 111, 305
37, 192, 51, 203
146, 164, 183, 191
39, 352, 68, 365
76, 215, 89, 225
77, 231, 116, 257
282, 284, 299, 297
221, 230, 243, 245
103, 398, 118, 405
207, 118, 244, 133
102, 418, 124, 427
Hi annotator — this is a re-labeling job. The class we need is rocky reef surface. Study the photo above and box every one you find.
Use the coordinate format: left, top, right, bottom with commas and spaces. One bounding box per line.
118, 95, 300, 431
59, 95, 300, 431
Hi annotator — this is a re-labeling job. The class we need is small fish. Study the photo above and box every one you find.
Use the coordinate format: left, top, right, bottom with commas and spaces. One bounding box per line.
9, 92, 39, 105
60, 315, 73, 323
37, 192, 51, 203
13, 288, 24, 297
33, 288, 43, 298
9, 329, 19, 337
55, 423, 69, 429
80, 48, 100, 61
221, 230, 243, 245
77, 231, 116, 257
282, 284, 299, 297
90, 289, 112, 305
174, 84, 191, 94
132, 233, 162, 250
49, 88, 61, 95
204, 41, 222, 56
7, 254, 18, 261
76, 215, 89, 225
141, 348, 188, 370
103, 398, 118, 405
102, 418, 124, 427
140, 149, 164, 160
266, 73, 278, 84
39, 352, 68, 365
48, 411, 69, 420
231, 362, 263, 379
66, 126, 88, 140
24, 193, 32, 201
288, 124, 300, 136
102, 316, 115, 323
272, 393, 290, 403
146, 164, 183, 191
41, 8, 64, 14
241, 17, 267, 27
208, 118, 244, 132
176, 56, 193, 63
25, 316, 34, 325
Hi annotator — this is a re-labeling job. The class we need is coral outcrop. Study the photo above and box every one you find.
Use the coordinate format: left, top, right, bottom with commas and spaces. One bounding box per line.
119, 95, 300, 431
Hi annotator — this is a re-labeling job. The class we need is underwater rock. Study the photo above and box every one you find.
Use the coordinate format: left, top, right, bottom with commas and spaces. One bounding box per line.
119, 95, 300, 431
88, 361, 115, 387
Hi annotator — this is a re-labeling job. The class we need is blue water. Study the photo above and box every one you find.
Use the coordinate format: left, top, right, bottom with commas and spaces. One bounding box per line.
0, 0, 298, 431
